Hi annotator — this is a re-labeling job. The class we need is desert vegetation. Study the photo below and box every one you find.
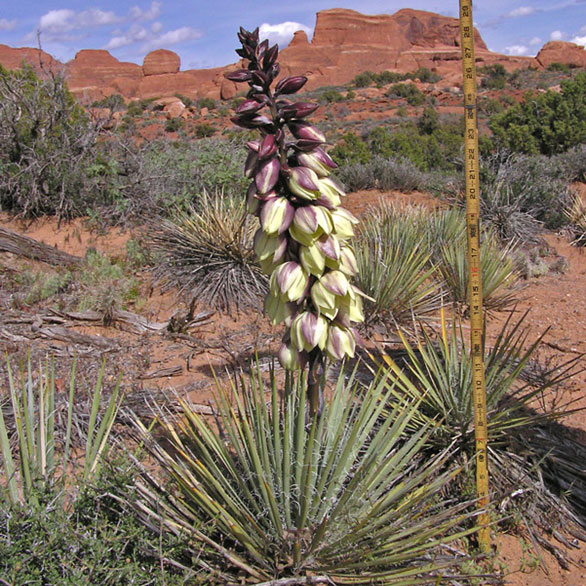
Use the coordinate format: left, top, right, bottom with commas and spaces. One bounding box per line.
1, 26, 586, 586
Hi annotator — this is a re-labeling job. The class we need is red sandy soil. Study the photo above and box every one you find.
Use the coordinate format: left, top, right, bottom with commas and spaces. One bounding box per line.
1, 188, 585, 585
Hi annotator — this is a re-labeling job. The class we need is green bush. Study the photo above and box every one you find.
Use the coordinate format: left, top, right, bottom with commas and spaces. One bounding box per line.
0, 65, 99, 218
194, 122, 217, 138
489, 72, 586, 154
197, 97, 216, 110
479, 64, 508, 89
412, 67, 441, 83
164, 117, 184, 133
386, 82, 426, 106
329, 132, 371, 165
320, 87, 345, 103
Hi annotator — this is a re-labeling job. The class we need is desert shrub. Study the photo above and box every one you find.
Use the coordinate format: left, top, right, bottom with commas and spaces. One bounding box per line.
91, 93, 126, 112
547, 62, 572, 73
489, 72, 586, 154
194, 122, 217, 138
354, 204, 443, 328
174, 93, 193, 108
0, 65, 100, 219
0, 461, 194, 585
320, 87, 345, 103
417, 105, 440, 134
336, 155, 426, 192
351, 70, 376, 87
556, 143, 586, 183
197, 97, 216, 110
125, 98, 153, 117
148, 191, 266, 312
412, 67, 441, 83
480, 151, 571, 231
89, 135, 249, 221
164, 117, 184, 133
329, 132, 371, 165
386, 82, 426, 106
478, 64, 508, 89
128, 364, 481, 584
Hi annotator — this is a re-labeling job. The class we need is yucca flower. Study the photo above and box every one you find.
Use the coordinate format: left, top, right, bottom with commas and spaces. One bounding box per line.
225, 27, 365, 411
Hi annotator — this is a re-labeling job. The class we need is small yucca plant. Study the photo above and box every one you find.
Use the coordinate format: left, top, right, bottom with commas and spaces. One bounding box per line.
354, 203, 443, 329
435, 231, 521, 313
128, 365, 481, 584
565, 189, 586, 246
149, 190, 267, 312
0, 356, 120, 508
379, 311, 585, 553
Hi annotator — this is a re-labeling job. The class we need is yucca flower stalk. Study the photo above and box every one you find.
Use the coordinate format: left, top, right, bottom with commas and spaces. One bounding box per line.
226, 27, 365, 414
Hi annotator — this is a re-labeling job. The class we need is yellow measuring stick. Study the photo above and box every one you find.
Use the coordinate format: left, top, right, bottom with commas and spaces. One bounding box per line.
458, 0, 491, 553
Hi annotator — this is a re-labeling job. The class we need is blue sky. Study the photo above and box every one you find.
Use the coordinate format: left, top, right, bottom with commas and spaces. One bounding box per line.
1, 1, 585, 69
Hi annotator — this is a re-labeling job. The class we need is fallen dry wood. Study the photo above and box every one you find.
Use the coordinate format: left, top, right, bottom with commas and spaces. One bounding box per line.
0, 227, 83, 266
139, 365, 183, 379
50, 308, 214, 335
34, 325, 118, 350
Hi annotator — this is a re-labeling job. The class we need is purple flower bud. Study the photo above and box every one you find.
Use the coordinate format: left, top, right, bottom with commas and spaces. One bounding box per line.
255, 157, 280, 194
288, 167, 321, 200
275, 76, 308, 95
268, 63, 281, 82
231, 114, 273, 129
297, 148, 338, 177
260, 195, 294, 234
255, 39, 269, 61
288, 122, 326, 144
316, 234, 341, 260
279, 102, 319, 120
236, 99, 264, 115
225, 69, 253, 82
252, 70, 268, 87
263, 44, 279, 71
294, 206, 319, 234
244, 149, 258, 178
258, 134, 278, 160
246, 140, 260, 152
295, 138, 326, 152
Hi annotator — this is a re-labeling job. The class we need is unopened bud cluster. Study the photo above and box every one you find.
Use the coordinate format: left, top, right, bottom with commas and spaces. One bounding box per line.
226, 27, 365, 370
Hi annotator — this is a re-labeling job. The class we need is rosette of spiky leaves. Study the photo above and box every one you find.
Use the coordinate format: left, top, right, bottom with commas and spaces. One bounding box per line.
128, 363, 482, 584
377, 310, 586, 558
226, 27, 364, 374
148, 191, 267, 313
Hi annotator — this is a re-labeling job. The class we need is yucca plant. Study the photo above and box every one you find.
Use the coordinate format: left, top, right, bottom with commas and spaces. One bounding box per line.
148, 190, 267, 313
435, 230, 521, 313
128, 364, 483, 585
0, 356, 121, 508
354, 203, 443, 329
379, 311, 586, 553
565, 189, 586, 246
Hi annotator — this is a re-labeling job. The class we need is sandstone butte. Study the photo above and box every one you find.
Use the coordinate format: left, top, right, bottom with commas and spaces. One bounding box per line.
0, 8, 584, 103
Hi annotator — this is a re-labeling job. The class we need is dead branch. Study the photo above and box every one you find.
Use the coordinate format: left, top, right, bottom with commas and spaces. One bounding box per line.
0, 226, 82, 266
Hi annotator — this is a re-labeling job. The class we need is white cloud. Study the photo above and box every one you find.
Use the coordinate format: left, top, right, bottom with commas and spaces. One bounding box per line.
508, 6, 536, 17
105, 24, 148, 50
529, 36, 542, 46
550, 30, 564, 40
106, 23, 202, 52
145, 26, 202, 49
0, 18, 17, 31
570, 35, 586, 45
38, 8, 120, 41
258, 21, 312, 47
129, 1, 162, 22
505, 44, 529, 55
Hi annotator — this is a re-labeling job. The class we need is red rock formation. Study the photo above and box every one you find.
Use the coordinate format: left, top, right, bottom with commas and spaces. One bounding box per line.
65, 50, 141, 100
143, 49, 181, 76
0, 8, 581, 103
0, 43, 62, 75
536, 41, 586, 69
